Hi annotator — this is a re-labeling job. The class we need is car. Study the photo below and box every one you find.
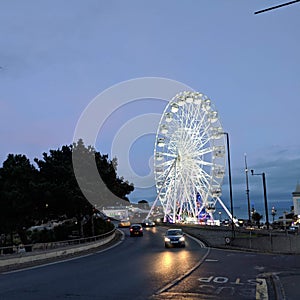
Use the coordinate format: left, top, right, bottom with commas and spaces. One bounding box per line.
164, 228, 186, 248
141, 219, 155, 227
287, 225, 299, 234
118, 219, 131, 228
129, 224, 143, 237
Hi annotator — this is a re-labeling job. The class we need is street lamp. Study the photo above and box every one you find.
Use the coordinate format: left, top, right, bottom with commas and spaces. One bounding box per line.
223, 132, 235, 238
251, 170, 270, 230
271, 206, 277, 223
244, 154, 251, 224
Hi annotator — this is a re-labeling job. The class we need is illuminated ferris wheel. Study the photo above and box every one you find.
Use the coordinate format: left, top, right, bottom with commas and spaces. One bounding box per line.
151, 91, 231, 224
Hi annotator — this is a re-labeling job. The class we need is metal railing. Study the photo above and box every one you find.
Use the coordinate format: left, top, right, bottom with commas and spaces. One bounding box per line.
0, 227, 116, 256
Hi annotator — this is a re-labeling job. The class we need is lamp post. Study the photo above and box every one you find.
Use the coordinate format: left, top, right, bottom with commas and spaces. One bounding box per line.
251, 170, 270, 230
223, 132, 235, 238
244, 154, 251, 224
271, 206, 277, 223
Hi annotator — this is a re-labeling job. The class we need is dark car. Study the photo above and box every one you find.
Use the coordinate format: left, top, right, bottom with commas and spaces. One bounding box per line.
164, 228, 185, 248
287, 225, 299, 234
129, 224, 143, 237
141, 219, 155, 227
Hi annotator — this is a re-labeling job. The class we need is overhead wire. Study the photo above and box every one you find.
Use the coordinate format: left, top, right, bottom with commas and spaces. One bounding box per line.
254, 0, 300, 14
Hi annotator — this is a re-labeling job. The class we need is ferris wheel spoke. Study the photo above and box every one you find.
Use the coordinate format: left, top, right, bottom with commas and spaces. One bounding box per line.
177, 173, 196, 217
159, 152, 177, 159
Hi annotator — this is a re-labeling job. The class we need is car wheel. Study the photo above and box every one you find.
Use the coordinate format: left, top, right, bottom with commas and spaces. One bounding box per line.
165, 243, 169, 248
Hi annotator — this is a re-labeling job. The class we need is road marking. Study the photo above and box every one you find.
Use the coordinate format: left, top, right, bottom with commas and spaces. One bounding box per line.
256, 278, 268, 300
234, 278, 241, 284
186, 233, 206, 248
255, 266, 265, 271
205, 259, 218, 262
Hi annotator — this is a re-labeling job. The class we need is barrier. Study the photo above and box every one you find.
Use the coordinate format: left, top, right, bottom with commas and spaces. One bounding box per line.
0, 228, 116, 268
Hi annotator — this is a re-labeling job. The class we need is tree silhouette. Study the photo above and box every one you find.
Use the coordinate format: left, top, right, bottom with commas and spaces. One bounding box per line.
0, 154, 38, 244
252, 211, 263, 228
0, 141, 134, 244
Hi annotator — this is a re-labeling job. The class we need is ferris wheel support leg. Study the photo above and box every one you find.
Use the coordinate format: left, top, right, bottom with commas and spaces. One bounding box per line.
216, 197, 239, 225
146, 196, 159, 220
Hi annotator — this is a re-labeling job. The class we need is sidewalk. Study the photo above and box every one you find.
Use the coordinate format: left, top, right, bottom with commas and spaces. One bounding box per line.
168, 224, 300, 254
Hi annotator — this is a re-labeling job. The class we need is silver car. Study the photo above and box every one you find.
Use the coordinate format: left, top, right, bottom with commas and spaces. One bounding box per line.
164, 228, 186, 248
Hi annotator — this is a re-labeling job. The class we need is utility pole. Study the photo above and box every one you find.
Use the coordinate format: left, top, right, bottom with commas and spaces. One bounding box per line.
251, 170, 270, 230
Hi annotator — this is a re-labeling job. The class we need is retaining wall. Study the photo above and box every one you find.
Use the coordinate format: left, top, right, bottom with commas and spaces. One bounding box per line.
0, 231, 116, 268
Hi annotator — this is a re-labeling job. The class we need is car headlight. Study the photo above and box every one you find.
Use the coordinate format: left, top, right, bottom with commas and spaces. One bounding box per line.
164, 237, 170, 242
179, 236, 185, 242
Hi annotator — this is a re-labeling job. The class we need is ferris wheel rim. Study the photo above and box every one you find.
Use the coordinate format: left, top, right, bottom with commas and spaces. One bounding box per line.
153, 91, 227, 223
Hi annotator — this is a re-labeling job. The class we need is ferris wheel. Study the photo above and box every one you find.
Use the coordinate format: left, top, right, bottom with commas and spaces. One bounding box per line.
150, 91, 231, 224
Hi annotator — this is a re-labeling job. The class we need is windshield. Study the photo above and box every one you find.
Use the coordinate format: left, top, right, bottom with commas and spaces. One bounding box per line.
167, 230, 183, 236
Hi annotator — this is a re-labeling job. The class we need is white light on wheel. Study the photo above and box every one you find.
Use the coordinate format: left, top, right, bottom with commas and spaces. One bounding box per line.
165, 112, 173, 122
209, 111, 218, 123
160, 124, 168, 134
157, 138, 165, 147
177, 97, 185, 106
171, 103, 179, 113
155, 152, 164, 161
185, 96, 193, 103
204, 99, 211, 110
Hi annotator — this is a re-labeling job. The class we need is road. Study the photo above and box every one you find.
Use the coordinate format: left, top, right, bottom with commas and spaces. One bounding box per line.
0, 226, 299, 299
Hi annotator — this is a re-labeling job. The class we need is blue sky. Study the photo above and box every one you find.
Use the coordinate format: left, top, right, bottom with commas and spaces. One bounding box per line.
1, 1, 300, 217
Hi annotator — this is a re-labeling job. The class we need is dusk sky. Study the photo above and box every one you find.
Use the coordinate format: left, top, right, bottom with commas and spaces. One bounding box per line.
1, 1, 300, 218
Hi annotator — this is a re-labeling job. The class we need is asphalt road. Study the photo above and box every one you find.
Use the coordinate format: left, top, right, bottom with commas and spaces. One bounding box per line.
0, 226, 299, 299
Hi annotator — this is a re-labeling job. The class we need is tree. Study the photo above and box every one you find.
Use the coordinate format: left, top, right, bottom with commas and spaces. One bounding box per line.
0, 140, 134, 242
73, 139, 134, 206
138, 200, 149, 210
34, 144, 93, 222
0, 154, 38, 244
252, 211, 263, 228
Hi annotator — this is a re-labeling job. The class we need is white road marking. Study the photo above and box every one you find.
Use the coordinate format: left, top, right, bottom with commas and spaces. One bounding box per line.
205, 259, 218, 262
256, 278, 268, 300
186, 233, 206, 248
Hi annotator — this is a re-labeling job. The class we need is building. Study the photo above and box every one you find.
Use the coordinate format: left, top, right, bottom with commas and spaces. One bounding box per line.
102, 207, 129, 220
292, 183, 300, 218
